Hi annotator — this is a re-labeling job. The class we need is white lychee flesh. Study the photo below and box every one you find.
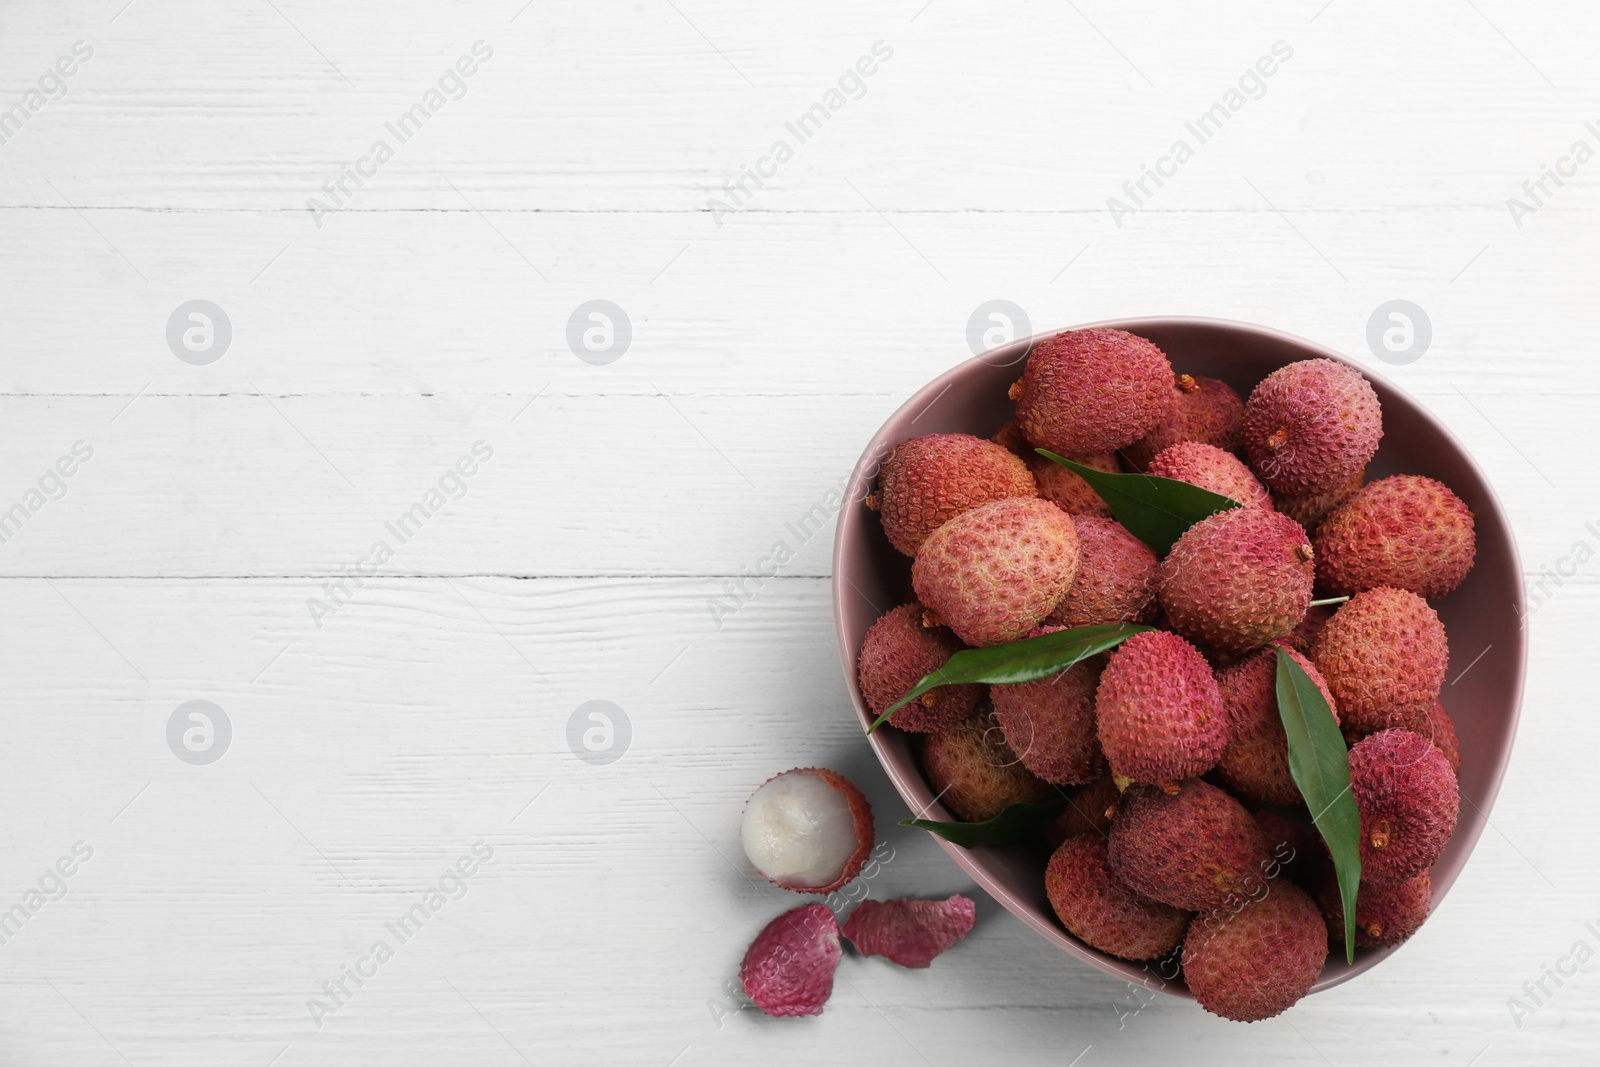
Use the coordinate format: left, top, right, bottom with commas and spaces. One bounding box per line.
741, 772, 860, 889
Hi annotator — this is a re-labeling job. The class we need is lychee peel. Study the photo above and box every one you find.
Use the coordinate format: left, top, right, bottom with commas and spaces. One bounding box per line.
1243, 358, 1382, 496
740, 903, 842, 1017
741, 768, 874, 894
1313, 474, 1477, 599
1182, 882, 1329, 1022
1159, 507, 1315, 654
1347, 729, 1459, 886
1310, 587, 1448, 735
1010, 328, 1176, 455
841, 895, 976, 968
872, 433, 1038, 556
1046, 835, 1191, 960
1047, 515, 1160, 628
1095, 632, 1228, 784
1107, 780, 1270, 912
857, 604, 982, 733
912, 496, 1081, 647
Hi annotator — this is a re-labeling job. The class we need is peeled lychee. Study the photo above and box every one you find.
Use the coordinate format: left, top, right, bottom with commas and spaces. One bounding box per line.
1313, 475, 1477, 599
1310, 587, 1448, 735
912, 496, 1080, 647
1046, 835, 1190, 960
1028, 451, 1119, 518
1044, 767, 1123, 847
1010, 329, 1176, 455
1095, 632, 1228, 784
1347, 730, 1459, 886
1146, 441, 1271, 509
740, 904, 842, 1017
1275, 468, 1365, 533
869, 433, 1038, 556
991, 646, 1104, 786
857, 604, 982, 733
1107, 781, 1270, 912
1046, 516, 1160, 628
1124, 374, 1245, 469
1216, 648, 1338, 806
842, 895, 976, 968
1318, 870, 1431, 949
1243, 358, 1382, 496
1159, 507, 1314, 654
1182, 882, 1328, 1022
919, 710, 1056, 822
741, 769, 874, 893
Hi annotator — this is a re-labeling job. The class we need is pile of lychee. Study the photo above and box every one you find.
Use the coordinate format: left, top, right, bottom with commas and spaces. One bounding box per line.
855, 327, 1476, 1022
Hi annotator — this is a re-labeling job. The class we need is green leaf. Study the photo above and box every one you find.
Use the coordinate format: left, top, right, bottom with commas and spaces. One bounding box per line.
900, 795, 1068, 848
1273, 643, 1362, 964
1035, 450, 1241, 555
869, 623, 1153, 734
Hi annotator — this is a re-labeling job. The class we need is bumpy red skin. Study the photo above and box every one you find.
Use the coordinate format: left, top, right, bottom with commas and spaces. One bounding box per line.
1046, 835, 1191, 960
912, 497, 1080, 647
1311, 587, 1448, 734
1313, 475, 1477, 599
842, 895, 976, 968
1317, 870, 1432, 949
1107, 781, 1270, 912
1010, 329, 1176, 455
919, 711, 1055, 822
1044, 767, 1124, 847
1124, 374, 1245, 470
990, 420, 1030, 455
740, 904, 842, 1016
857, 604, 982, 733
1159, 508, 1315, 654
755, 768, 876, 895
1276, 468, 1365, 533
1047, 516, 1160, 628
873, 433, 1038, 557
1146, 441, 1272, 510
1348, 730, 1459, 886
1028, 451, 1119, 518
1243, 358, 1382, 496
1182, 881, 1328, 1022
1095, 632, 1228, 784
1253, 807, 1327, 890
1343, 699, 1462, 773
1283, 603, 1333, 658
991, 645, 1104, 786
1216, 648, 1338, 806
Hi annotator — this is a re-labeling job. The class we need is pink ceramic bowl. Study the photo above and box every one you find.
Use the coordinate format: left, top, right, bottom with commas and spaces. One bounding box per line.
832, 316, 1525, 1000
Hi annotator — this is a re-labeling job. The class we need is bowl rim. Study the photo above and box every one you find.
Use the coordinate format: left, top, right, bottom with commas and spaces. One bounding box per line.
831, 314, 1527, 998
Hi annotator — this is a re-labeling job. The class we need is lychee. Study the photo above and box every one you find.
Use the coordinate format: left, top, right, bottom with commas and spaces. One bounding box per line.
841, 895, 976, 968
1275, 468, 1365, 532
1107, 781, 1270, 912
869, 433, 1038, 556
1045, 516, 1160, 629
1310, 587, 1448, 735
1253, 806, 1329, 891
1243, 358, 1382, 496
919, 710, 1056, 822
1318, 870, 1431, 949
990, 420, 1029, 455
1044, 767, 1123, 847
990, 647, 1104, 786
740, 904, 842, 1016
1181, 882, 1328, 1022
1028, 451, 1119, 518
1145, 441, 1271, 509
912, 496, 1080, 647
1216, 648, 1338, 806
1095, 632, 1228, 784
857, 604, 982, 733
1046, 835, 1190, 960
1347, 729, 1459, 886
1124, 374, 1245, 469
741, 769, 874, 893
1313, 474, 1477, 599
1009, 329, 1176, 454
1159, 508, 1315, 654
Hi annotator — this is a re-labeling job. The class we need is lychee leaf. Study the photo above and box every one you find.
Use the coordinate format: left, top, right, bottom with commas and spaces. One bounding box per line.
1273, 643, 1361, 964
1035, 450, 1241, 555
869, 623, 1153, 734
900, 795, 1067, 848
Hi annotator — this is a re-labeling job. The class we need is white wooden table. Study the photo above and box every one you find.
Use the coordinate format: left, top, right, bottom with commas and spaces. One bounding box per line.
0, 1, 1594, 1063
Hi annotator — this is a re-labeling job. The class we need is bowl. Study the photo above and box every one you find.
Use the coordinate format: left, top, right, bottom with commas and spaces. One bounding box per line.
831, 316, 1525, 999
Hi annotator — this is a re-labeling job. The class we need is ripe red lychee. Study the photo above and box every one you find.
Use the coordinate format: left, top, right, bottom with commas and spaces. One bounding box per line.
1310, 587, 1448, 735
1046, 515, 1160, 628
1046, 835, 1190, 960
1010, 329, 1176, 455
1107, 780, 1270, 912
1095, 631, 1228, 785
1124, 373, 1245, 470
1313, 474, 1477, 599
1347, 729, 1459, 886
1181, 882, 1328, 1022
1317, 870, 1432, 949
990, 645, 1104, 786
857, 604, 982, 733
1146, 441, 1271, 509
869, 433, 1038, 556
1216, 648, 1338, 806
1159, 508, 1315, 654
1275, 468, 1365, 532
1027, 451, 1119, 518
1243, 358, 1382, 496
919, 710, 1055, 822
